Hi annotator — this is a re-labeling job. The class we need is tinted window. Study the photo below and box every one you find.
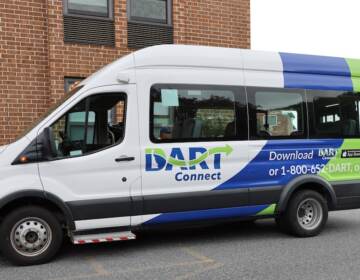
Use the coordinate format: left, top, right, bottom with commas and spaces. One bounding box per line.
67, 111, 95, 143
67, 0, 110, 17
150, 85, 246, 142
49, 92, 126, 159
247, 87, 306, 139
130, 0, 169, 23
308, 90, 360, 138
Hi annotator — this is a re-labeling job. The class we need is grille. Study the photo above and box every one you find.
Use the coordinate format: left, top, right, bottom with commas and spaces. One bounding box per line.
64, 16, 115, 46
127, 21, 173, 49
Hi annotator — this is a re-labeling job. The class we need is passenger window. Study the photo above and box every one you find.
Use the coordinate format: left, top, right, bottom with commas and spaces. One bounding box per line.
48, 92, 126, 159
308, 90, 360, 138
247, 87, 306, 139
150, 85, 245, 142
67, 111, 96, 144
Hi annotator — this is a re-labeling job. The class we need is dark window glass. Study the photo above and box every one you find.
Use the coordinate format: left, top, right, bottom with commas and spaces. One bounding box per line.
247, 87, 306, 139
150, 84, 247, 143
67, 0, 110, 18
308, 90, 360, 138
48, 92, 126, 159
64, 77, 84, 93
130, 0, 168, 24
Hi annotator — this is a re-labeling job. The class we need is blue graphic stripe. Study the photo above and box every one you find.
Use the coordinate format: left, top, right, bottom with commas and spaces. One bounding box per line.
144, 205, 269, 225
280, 53, 351, 76
283, 73, 353, 91
280, 53, 353, 91
215, 139, 344, 190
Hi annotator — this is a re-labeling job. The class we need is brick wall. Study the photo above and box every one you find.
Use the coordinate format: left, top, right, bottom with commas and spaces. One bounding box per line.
0, 0, 50, 143
0, 0, 250, 145
173, 0, 250, 48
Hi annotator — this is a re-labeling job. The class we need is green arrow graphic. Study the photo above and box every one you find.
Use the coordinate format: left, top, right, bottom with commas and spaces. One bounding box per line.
188, 151, 209, 166
209, 144, 233, 156
145, 148, 166, 159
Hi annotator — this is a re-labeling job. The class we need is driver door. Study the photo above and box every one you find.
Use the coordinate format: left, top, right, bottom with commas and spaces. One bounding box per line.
38, 86, 141, 231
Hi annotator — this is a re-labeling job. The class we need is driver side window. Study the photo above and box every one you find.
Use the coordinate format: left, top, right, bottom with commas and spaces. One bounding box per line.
49, 92, 126, 159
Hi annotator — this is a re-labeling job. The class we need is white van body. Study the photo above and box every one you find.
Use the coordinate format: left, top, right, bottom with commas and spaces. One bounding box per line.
0, 45, 271, 231
2, 45, 360, 264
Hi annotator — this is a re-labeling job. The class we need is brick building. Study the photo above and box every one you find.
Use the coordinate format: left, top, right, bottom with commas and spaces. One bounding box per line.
0, 0, 250, 145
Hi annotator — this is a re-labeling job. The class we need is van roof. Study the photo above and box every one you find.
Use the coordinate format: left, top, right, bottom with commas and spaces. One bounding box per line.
132, 45, 360, 78
81, 45, 360, 92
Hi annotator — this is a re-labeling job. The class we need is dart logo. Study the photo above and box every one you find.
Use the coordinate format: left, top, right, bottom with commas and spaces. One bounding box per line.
145, 145, 233, 172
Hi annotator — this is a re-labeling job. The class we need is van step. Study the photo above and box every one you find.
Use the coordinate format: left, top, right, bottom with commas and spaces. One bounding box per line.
72, 231, 136, 244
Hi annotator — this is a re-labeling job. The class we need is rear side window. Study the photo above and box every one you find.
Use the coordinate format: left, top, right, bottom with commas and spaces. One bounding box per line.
307, 90, 360, 138
247, 87, 306, 139
150, 84, 247, 142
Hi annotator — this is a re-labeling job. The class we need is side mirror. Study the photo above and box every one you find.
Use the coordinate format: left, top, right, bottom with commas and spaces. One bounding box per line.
11, 128, 58, 165
41, 127, 58, 159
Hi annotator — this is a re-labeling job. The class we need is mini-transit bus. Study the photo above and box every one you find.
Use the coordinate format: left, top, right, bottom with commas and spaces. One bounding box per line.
1, 45, 360, 265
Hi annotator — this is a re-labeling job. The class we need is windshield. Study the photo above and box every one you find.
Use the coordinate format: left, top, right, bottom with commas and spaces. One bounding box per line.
14, 86, 84, 141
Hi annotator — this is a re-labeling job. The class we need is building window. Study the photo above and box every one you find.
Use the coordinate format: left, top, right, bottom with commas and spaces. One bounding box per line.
247, 87, 306, 139
64, 0, 113, 19
127, 0, 173, 49
64, 77, 84, 93
129, 0, 170, 24
63, 0, 115, 46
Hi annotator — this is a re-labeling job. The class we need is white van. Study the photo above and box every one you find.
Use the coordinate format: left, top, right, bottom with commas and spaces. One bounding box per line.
2, 45, 360, 265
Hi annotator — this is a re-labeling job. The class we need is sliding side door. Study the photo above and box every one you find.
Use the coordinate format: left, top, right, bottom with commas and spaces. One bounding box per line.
139, 83, 252, 226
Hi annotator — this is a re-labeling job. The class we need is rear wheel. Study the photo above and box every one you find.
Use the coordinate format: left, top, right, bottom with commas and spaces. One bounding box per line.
0, 206, 63, 266
276, 190, 328, 237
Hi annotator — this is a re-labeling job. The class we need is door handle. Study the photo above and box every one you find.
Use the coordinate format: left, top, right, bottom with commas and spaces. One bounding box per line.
115, 156, 135, 162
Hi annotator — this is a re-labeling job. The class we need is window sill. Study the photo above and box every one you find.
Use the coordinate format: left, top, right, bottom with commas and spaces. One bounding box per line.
127, 19, 172, 27
64, 13, 114, 22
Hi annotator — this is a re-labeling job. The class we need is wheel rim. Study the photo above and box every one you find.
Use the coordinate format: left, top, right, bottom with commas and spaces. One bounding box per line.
10, 217, 52, 257
297, 198, 323, 231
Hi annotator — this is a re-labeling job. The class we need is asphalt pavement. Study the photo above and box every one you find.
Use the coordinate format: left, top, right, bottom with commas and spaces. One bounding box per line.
1, 209, 360, 280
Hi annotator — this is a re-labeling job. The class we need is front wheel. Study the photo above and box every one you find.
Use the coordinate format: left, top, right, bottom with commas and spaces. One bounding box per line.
276, 190, 328, 237
0, 206, 63, 266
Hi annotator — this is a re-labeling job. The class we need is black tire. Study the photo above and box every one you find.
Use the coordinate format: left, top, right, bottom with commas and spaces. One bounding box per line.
276, 190, 328, 237
0, 206, 63, 266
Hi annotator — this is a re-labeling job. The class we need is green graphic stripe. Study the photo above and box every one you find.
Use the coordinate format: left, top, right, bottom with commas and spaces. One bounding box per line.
146, 145, 233, 167
320, 139, 360, 182
346, 58, 360, 92
145, 148, 166, 159
209, 145, 233, 156
351, 77, 360, 93
189, 152, 209, 166
256, 204, 276, 216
